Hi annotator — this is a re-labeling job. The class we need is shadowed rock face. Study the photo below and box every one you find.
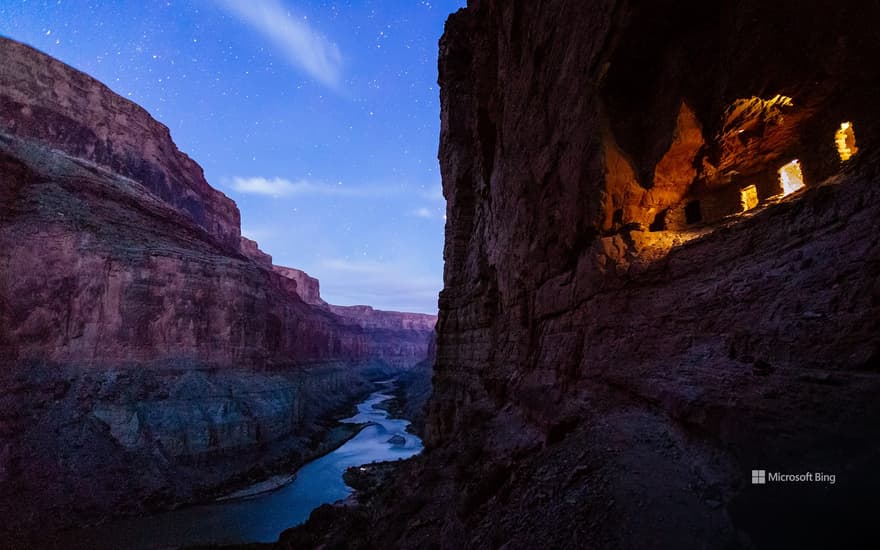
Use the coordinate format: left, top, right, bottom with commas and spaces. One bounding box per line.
326, 306, 437, 369
0, 37, 436, 539
275, 2, 880, 549
429, 2, 880, 548
0, 360, 386, 539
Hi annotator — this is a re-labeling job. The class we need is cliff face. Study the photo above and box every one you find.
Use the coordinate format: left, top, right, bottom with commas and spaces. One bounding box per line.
326, 306, 437, 369
0, 37, 435, 371
273, 265, 327, 306
327, 305, 437, 332
1, 360, 386, 539
279, 2, 880, 549
0, 133, 391, 368
0, 38, 241, 247
428, 2, 880, 548
0, 37, 435, 538
241, 235, 274, 268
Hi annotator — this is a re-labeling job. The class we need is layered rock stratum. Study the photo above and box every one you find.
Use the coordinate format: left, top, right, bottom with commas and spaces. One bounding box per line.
277, 2, 880, 549
0, 36, 435, 540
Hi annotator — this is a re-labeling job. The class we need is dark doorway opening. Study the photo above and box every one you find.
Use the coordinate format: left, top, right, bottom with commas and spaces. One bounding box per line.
685, 200, 702, 224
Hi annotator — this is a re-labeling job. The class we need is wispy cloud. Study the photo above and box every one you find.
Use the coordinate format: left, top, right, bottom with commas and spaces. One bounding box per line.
215, 0, 343, 89
229, 177, 393, 198
231, 177, 307, 197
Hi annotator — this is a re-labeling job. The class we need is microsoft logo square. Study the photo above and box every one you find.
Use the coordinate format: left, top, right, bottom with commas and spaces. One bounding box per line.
751, 470, 766, 484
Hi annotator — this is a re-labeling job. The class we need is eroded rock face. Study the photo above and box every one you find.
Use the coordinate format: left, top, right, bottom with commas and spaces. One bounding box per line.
327, 305, 437, 333
277, 2, 880, 549
240, 236, 273, 268
0, 38, 241, 247
430, 2, 879, 547
273, 265, 327, 306
0, 136, 368, 367
327, 305, 437, 369
0, 37, 435, 371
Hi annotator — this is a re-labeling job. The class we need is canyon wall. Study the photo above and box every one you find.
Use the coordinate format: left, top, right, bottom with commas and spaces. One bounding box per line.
273, 265, 327, 306
241, 235, 274, 268
429, 2, 880, 548
328, 305, 437, 333
0, 133, 433, 369
279, 2, 880, 549
327, 305, 437, 369
0, 37, 435, 371
0, 38, 241, 247
0, 37, 435, 539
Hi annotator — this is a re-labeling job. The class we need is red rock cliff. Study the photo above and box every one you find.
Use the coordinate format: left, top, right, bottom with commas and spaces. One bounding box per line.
240, 236, 273, 268
0, 38, 241, 247
0, 37, 435, 370
273, 265, 327, 306
328, 304, 437, 332
429, 2, 880, 548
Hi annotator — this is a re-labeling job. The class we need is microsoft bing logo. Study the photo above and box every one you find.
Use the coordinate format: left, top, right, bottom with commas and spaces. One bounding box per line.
751, 470, 766, 484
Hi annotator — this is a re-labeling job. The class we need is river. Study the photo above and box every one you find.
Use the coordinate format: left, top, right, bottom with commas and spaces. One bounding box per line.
71, 381, 423, 549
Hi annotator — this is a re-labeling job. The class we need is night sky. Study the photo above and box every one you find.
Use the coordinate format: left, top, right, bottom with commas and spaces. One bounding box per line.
0, 0, 465, 313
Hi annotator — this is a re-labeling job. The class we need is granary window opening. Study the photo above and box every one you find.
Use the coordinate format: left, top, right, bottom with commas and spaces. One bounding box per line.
779, 160, 806, 196
835, 122, 858, 161
740, 185, 759, 212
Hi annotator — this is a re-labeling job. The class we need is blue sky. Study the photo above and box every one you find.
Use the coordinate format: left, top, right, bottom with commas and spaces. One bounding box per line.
0, 0, 465, 313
